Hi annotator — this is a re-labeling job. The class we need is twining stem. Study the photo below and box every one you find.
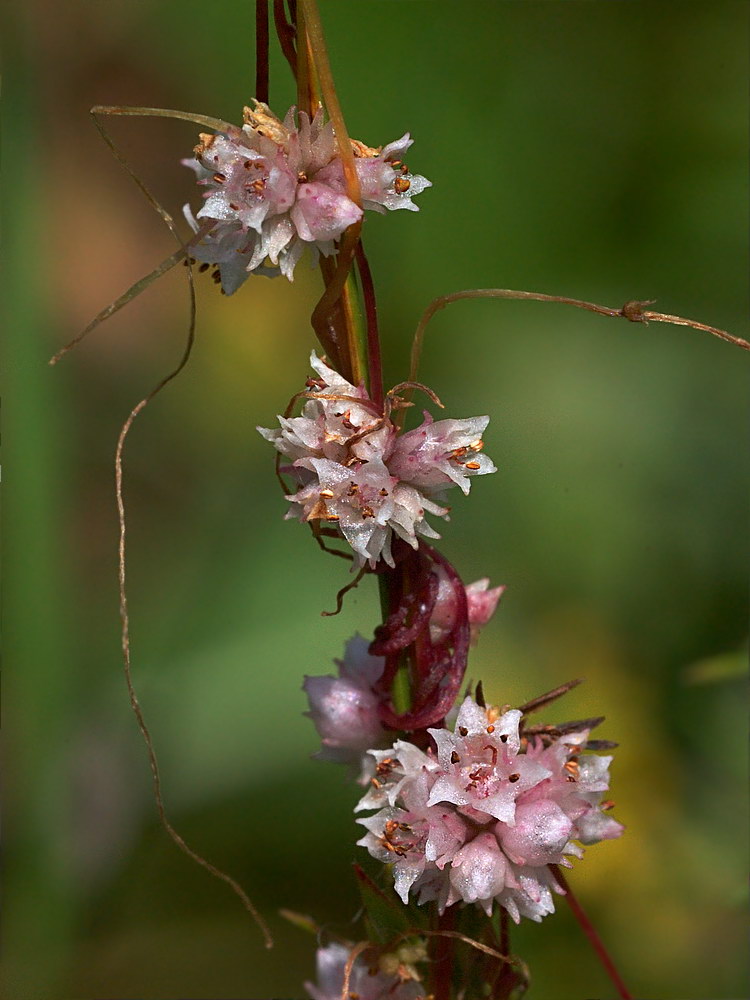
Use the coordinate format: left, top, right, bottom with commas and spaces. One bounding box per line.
409, 288, 750, 386
87, 97, 272, 948
295, 0, 320, 116
255, 0, 270, 104
432, 905, 457, 1000
355, 242, 385, 408
551, 865, 632, 1000
299, 0, 365, 388
90, 104, 235, 132
273, 0, 297, 75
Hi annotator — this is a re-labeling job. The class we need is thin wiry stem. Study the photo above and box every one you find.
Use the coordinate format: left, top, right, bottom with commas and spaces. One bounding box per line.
300, 0, 365, 387
409, 287, 750, 385
90, 104, 234, 132
89, 106, 272, 948
340, 941, 372, 1000
273, 0, 297, 75
255, 0, 270, 104
551, 865, 632, 999
321, 566, 367, 616
355, 242, 384, 408
49, 220, 216, 366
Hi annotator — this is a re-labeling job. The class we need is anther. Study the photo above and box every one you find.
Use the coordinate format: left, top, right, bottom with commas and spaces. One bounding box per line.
486, 725, 495, 734
508, 773, 520, 783
394, 176, 411, 194
379, 488, 389, 497
326, 513, 340, 522
601, 799, 615, 811
319, 489, 335, 499
199, 262, 210, 272
465, 461, 481, 470
450, 751, 460, 764
212, 172, 226, 183
346, 483, 359, 496
500, 734, 508, 743
459, 726, 468, 737
470, 440, 484, 452
361, 506, 375, 519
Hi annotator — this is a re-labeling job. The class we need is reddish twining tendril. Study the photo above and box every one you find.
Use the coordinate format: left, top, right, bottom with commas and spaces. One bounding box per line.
372, 542, 470, 732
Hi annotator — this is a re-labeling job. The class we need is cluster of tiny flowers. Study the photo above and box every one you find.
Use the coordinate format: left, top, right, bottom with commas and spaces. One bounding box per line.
305, 943, 427, 1000
183, 102, 430, 293
355, 697, 623, 923
258, 353, 497, 567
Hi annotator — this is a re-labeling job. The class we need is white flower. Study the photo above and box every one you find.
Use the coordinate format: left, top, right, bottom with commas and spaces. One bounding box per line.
305, 943, 426, 1000
303, 635, 387, 779
259, 354, 496, 568
183, 105, 430, 292
356, 696, 623, 922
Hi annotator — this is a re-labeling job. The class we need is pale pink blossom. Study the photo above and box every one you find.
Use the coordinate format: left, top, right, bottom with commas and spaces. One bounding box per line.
316, 133, 431, 213
305, 943, 426, 1000
303, 635, 386, 777
259, 355, 496, 568
430, 573, 505, 644
356, 695, 623, 922
388, 412, 496, 497
183, 104, 430, 292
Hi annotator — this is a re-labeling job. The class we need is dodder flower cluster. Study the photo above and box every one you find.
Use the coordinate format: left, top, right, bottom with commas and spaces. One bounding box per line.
183, 102, 430, 292
259, 354, 496, 567
356, 697, 623, 923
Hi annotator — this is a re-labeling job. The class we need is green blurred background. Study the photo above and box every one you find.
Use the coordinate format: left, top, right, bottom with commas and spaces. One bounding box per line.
4, 2, 748, 998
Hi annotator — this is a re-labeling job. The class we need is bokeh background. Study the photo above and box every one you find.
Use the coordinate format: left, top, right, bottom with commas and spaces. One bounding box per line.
4, 2, 748, 998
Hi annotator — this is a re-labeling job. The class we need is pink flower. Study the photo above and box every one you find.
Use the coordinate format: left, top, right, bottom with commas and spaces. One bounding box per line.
305, 943, 426, 1000
356, 695, 623, 922
259, 355, 496, 568
388, 412, 496, 497
430, 573, 505, 644
303, 635, 387, 777
316, 133, 431, 214
183, 104, 430, 292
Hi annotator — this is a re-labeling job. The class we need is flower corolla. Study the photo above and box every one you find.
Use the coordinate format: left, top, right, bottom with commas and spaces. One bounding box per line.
356, 696, 623, 922
183, 102, 431, 293
303, 635, 387, 780
258, 354, 496, 568
305, 942, 426, 1000
429, 573, 505, 644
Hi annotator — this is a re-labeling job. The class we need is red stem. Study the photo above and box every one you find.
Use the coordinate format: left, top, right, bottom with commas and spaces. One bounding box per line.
355, 241, 384, 409
431, 905, 457, 1000
272, 0, 297, 75
255, 0, 270, 103
551, 865, 633, 1000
